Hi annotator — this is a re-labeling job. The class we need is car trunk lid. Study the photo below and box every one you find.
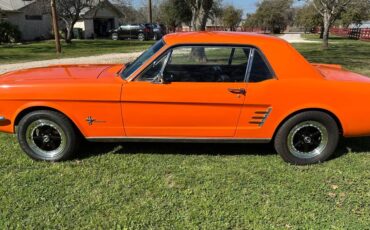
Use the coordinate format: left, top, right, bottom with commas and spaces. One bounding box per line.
312, 63, 370, 83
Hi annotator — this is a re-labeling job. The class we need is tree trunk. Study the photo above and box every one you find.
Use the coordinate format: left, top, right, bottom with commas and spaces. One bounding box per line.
322, 14, 331, 49
65, 20, 78, 44
190, 6, 209, 62
319, 24, 324, 39
190, 47, 207, 63
65, 25, 73, 43
191, 9, 199, 31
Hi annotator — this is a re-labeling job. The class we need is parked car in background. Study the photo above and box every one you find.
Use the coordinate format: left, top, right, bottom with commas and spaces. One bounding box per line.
145, 23, 166, 40
110, 24, 154, 41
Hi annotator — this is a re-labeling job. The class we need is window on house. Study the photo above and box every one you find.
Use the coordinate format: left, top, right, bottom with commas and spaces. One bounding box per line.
0, 12, 7, 20
25, 15, 42, 20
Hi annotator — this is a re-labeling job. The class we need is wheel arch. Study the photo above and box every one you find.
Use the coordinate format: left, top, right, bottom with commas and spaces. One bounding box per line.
13, 106, 84, 137
273, 108, 343, 140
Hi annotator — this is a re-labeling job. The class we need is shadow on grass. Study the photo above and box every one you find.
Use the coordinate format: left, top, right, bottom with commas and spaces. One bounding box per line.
77, 142, 276, 160
76, 136, 370, 160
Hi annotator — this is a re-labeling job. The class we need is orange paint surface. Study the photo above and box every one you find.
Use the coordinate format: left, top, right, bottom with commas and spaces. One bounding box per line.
1, 32, 370, 139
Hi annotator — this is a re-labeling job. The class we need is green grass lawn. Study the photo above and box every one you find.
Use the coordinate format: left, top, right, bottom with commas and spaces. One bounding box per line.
0, 36, 369, 228
1, 36, 369, 77
0, 39, 154, 64
0, 134, 369, 228
298, 34, 370, 76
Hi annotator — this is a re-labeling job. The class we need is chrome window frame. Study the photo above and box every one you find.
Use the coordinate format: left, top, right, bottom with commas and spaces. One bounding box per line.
131, 44, 276, 83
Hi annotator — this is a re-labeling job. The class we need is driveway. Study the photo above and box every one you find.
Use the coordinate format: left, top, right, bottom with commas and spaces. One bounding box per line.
279, 33, 319, 43
0, 52, 142, 75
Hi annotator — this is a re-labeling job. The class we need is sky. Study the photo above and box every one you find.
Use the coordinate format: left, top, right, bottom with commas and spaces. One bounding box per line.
223, 0, 258, 14
130, 0, 259, 14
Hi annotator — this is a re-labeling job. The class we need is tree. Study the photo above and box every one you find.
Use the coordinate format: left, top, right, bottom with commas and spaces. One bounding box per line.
339, 0, 370, 27
180, 0, 221, 62
158, 0, 192, 32
112, 0, 144, 24
56, 0, 100, 43
251, 0, 294, 34
221, 5, 243, 31
183, 0, 221, 31
0, 21, 21, 44
295, 3, 322, 33
309, 0, 353, 49
243, 13, 259, 30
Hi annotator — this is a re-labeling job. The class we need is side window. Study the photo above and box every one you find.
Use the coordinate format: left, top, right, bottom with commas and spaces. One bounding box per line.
164, 46, 250, 82
249, 51, 274, 83
232, 48, 250, 65
137, 53, 168, 82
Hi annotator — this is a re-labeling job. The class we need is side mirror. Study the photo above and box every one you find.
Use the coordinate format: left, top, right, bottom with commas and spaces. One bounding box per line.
151, 73, 173, 84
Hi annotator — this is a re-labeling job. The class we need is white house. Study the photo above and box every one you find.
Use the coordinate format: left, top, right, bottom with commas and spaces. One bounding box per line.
0, 0, 52, 40
0, 0, 125, 40
349, 20, 370, 29
74, 0, 125, 39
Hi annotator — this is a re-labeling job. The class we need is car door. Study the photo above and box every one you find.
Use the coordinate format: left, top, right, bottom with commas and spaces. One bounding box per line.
234, 49, 278, 138
130, 25, 139, 39
119, 25, 129, 39
121, 45, 253, 138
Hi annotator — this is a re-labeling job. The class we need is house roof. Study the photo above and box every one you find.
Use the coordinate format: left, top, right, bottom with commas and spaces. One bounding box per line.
80, 0, 124, 18
0, 0, 35, 11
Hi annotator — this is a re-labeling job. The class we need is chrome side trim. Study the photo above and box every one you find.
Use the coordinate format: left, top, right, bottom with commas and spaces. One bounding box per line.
259, 107, 272, 127
86, 137, 271, 144
249, 107, 273, 127
0, 116, 6, 121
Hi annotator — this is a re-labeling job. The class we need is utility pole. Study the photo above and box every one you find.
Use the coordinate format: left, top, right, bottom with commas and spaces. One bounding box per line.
51, 0, 61, 54
148, 0, 152, 23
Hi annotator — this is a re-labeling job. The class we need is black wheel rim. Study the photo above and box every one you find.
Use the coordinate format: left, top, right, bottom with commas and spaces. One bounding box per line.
287, 121, 328, 159
26, 119, 66, 159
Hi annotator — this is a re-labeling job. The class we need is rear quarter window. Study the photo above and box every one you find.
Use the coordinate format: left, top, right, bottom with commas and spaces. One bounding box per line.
249, 50, 274, 83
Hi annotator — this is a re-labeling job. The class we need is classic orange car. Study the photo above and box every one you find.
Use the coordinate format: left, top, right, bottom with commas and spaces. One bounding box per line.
0, 32, 369, 164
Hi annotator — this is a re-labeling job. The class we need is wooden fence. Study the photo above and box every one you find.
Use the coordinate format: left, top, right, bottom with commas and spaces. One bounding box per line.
330, 28, 370, 41
174, 26, 265, 33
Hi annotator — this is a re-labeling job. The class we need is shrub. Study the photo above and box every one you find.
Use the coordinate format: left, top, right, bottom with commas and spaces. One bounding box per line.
0, 21, 21, 44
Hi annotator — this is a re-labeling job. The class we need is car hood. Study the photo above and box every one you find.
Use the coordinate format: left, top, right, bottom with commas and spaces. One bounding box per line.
0, 64, 118, 84
312, 63, 370, 83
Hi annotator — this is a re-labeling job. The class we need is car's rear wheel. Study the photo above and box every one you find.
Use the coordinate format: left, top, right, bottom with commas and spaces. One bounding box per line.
153, 33, 159, 41
138, 33, 145, 41
274, 111, 339, 165
17, 110, 79, 161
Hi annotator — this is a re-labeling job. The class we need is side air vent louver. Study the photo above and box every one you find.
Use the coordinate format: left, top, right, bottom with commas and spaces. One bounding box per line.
249, 107, 272, 127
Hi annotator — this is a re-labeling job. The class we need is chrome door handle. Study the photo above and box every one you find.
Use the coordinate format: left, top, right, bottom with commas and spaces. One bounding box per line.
228, 88, 246, 95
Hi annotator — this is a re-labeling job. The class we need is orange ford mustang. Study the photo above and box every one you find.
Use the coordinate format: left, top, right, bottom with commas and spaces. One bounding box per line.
0, 32, 369, 164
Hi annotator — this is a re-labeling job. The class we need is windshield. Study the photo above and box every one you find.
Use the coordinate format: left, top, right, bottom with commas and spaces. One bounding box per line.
121, 39, 165, 79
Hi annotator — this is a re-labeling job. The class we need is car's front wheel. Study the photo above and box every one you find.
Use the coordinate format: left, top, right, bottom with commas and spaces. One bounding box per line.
274, 111, 339, 165
17, 110, 79, 161
112, 33, 119, 40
